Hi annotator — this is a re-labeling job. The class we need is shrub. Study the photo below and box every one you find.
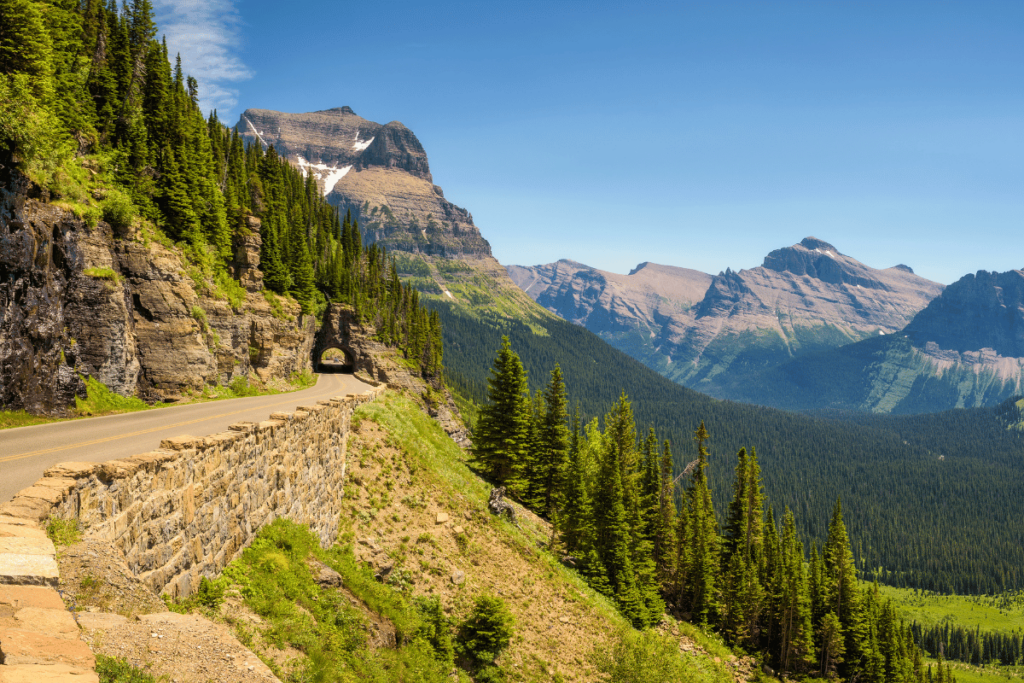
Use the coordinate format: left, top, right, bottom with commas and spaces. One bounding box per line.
101, 189, 136, 231
75, 376, 150, 416
95, 654, 159, 683
593, 629, 719, 683
456, 594, 514, 668
83, 267, 120, 283
46, 517, 81, 547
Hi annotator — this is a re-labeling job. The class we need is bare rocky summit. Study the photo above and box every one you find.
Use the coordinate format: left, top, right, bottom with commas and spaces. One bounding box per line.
509, 237, 945, 402
506, 259, 713, 337
236, 107, 491, 258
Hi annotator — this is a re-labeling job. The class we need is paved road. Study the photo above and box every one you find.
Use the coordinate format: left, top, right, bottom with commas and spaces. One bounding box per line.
0, 369, 373, 503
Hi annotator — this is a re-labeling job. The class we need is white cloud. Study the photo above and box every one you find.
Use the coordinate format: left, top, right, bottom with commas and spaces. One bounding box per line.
153, 0, 253, 119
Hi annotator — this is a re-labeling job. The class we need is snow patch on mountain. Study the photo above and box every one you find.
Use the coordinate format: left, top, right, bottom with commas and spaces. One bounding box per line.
295, 155, 353, 195
352, 133, 375, 152
244, 116, 267, 149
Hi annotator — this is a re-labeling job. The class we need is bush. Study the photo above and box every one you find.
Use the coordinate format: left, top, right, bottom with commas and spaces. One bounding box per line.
95, 654, 159, 683
456, 594, 515, 668
593, 629, 720, 683
46, 517, 81, 547
83, 267, 120, 283
101, 189, 137, 231
75, 376, 150, 416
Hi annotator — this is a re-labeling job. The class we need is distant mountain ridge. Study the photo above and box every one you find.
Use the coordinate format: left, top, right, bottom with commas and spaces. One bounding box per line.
731, 268, 1024, 414
509, 237, 945, 406
236, 107, 491, 258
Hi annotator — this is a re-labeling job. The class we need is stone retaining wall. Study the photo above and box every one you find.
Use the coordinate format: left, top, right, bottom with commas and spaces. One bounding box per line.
1, 385, 384, 600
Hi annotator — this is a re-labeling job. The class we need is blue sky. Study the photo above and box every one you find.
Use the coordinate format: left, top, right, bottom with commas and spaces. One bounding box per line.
156, 1, 1023, 285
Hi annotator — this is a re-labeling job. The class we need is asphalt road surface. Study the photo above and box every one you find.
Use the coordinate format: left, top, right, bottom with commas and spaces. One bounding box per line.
0, 369, 372, 503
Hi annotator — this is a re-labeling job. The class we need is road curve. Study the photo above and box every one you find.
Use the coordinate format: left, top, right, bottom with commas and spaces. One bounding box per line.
0, 370, 373, 503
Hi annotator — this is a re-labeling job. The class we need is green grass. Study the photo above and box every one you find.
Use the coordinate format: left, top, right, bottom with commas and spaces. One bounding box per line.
0, 410, 59, 430
46, 517, 82, 547
75, 376, 151, 416
213, 519, 453, 683
877, 584, 1024, 632
925, 659, 1024, 683
83, 266, 121, 283
95, 654, 160, 683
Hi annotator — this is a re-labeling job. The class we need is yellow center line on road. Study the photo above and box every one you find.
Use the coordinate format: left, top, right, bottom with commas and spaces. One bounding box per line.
0, 392, 338, 465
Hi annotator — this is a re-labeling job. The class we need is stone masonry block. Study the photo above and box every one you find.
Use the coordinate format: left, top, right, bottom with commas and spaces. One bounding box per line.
0, 627, 96, 667
0, 538, 56, 557
42, 462, 97, 479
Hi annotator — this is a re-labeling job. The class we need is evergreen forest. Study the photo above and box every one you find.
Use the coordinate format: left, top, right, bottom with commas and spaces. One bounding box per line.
473, 336, 959, 682
0, 0, 443, 378
435, 307, 1024, 596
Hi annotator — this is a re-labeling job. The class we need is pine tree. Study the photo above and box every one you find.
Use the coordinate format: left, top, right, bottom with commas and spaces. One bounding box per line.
474, 336, 531, 484
0, 0, 54, 99
654, 438, 678, 585
535, 365, 570, 517
778, 508, 815, 673
823, 498, 865, 680
683, 421, 720, 626
721, 446, 765, 647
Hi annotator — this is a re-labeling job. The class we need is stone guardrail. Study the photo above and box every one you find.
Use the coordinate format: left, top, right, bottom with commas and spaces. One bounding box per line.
0, 384, 384, 681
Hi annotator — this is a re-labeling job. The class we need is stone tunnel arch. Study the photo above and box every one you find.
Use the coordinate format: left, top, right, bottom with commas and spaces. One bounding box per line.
314, 304, 365, 375
318, 346, 355, 373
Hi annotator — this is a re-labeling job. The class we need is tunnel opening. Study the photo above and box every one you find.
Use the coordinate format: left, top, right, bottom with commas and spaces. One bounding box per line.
318, 347, 355, 374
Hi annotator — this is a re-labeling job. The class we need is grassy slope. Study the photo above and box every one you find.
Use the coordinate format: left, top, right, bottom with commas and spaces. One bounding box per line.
880, 585, 1024, 683
201, 393, 735, 683
342, 393, 734, 682
878, 585, 1024, 633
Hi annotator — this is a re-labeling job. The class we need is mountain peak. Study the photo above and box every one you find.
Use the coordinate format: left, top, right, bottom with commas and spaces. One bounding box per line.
320, 106, 357, 115
799, 236, 840, 254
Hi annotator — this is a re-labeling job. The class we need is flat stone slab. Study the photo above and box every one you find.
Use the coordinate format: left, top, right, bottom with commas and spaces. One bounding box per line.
0, 586, 66, 611
0, 663, 99, 682
0, 518, 36, 529
76, 612, 128, 630
0, 526, 46, 540
0, 627, 96, 667
0, 499, 51, 523
43, 462, 98, 479
0, 538, 56, 556
0, 554, 59, 587
13, 607, 79, 640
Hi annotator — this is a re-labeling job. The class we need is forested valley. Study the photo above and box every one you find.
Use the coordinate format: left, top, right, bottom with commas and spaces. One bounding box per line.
435, 306, 1024, 596
472, 336, 962, 682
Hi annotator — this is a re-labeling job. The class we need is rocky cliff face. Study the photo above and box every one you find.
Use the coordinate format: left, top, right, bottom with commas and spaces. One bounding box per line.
236, 107, 491, 258
509, 237, 945, 404
722, 270, 1024, 414
0, 164, 315, 415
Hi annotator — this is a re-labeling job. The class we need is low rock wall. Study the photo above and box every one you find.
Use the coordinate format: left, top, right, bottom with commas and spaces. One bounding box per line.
2, 386, 384, 599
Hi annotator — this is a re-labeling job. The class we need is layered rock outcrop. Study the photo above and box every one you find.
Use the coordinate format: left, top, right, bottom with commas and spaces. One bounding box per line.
509, 238, 945, 405
236, 107, 491, 258
0, 166, 315, 414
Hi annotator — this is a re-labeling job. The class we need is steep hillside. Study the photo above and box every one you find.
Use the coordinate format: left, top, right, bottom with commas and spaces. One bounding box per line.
509, 238, 944, 403
725, 269, 1024, 413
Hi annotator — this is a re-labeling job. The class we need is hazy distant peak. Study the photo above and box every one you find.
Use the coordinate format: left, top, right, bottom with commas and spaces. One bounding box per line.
891, 264, 914, 274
